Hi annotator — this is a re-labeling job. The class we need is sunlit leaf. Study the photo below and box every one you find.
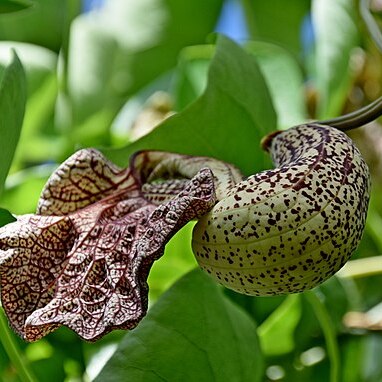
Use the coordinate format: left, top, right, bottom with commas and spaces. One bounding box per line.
0, 52, 26, 196
258, 294, 302, 356
246, 41, 307, 129
95, 269, 264, 382
0, 164, 54, 214
304, 291, 341, 382
0, 42, 57, 96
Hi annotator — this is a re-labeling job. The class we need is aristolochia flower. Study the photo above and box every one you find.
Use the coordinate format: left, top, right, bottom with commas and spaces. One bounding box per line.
0, 149, 241, 341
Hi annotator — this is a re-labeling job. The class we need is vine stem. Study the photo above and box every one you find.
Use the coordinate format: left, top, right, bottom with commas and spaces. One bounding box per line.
0, 307, 37, 382
305, 291, 340, 382
317, 95, 382, 131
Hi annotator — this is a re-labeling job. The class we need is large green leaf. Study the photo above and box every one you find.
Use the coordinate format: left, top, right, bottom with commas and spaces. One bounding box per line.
0, 52, 26, 196
104, 36, 277, 176
312, 0, 359, 118
96, 269, 264, 382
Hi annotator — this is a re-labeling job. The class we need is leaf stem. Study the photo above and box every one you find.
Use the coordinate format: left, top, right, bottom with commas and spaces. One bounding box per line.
0, 307, 37, 382
305, 291, 340, 382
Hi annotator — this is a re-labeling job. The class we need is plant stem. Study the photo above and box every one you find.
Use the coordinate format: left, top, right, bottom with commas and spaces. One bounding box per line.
305, 291, 340, 382
0, 307, 37, 382
317, 95, 382, 130
337, 256, 382, 279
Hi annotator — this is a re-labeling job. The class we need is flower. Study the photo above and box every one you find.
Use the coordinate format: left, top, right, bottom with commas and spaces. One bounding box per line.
0, 149, 220, 341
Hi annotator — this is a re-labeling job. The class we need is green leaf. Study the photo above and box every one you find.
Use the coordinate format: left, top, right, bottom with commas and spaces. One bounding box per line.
312, 0, 359, 118
0, 43, 59, 170
0, 164, 54, 214
172, 45, 214, 111
0, 0, 81, 52
304, 291, 340, 382
241, 0, 310, 56
224, 290, 286, 326
148, 222, 198, 302
96, 269, 264, 382
104, 36, 277, 176
0, 208, 15, 227
246, 41, 307, 129
0, 0, 33, 14
258, 294, 302, 356
0, 42, 58, 96
0, 52, 26, 197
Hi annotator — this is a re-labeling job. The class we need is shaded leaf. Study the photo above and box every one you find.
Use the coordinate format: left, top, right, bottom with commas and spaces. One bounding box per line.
148, 221, 199, 302
104, 35, 277, 176
0, 51, 26, 196
0, 0, 33, 14
0, 208, 16, 227
96, 269, 264, 382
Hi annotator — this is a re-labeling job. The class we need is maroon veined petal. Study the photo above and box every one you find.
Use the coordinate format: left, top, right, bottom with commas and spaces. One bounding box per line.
0, 147, 241, 341
37, 149, 135, 216
0, 162, 216, 341
0, 214, 74, 336
25, 168, 215, 341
